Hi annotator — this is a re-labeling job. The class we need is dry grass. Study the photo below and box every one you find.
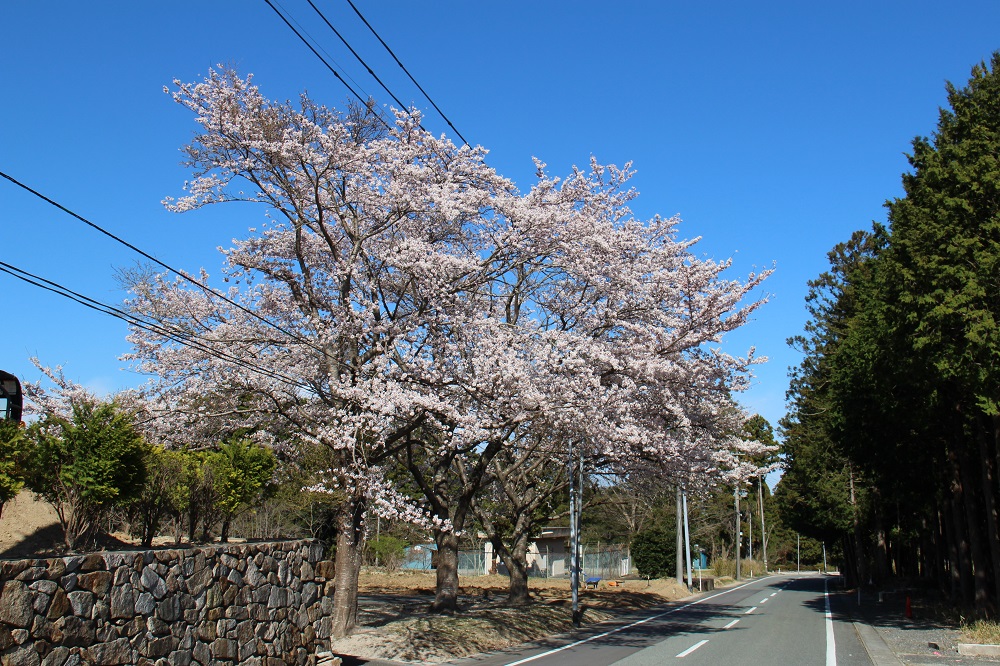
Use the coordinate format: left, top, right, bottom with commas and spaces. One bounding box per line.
328, 571, 695, 663
961, 619, 1000, 645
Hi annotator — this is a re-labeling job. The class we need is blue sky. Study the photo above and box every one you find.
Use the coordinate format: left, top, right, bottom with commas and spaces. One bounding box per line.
2, 1, 998, 437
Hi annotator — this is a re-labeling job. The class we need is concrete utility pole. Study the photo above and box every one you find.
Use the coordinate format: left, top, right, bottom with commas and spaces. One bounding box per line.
676, 487, 684, 586
735, 484, 741, 581
758, 476, 768, 573
569, 440, 580, 627
683, 489, 692, 590
577, 443, 584, 598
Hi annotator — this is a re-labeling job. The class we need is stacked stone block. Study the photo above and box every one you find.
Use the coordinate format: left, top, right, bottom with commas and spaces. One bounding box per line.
0, 540, 334, 666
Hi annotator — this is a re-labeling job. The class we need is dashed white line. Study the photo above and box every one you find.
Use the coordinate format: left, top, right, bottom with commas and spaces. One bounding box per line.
676, 639, 709, 658
501, 576, 778, 666
760, 597, 769, 604
770, 592, 778, 597
723, 619, 740, 629
744, 606, 757, 614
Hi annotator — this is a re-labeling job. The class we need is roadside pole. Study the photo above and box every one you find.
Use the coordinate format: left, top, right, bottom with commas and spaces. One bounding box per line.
569, 440, 579, 627
683, 488, 692, 590
735, 485, 741, 581
676, 487, 684, 586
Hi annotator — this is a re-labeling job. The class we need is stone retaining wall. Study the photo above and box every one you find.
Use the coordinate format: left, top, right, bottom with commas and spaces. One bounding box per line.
0, 540, 336, 666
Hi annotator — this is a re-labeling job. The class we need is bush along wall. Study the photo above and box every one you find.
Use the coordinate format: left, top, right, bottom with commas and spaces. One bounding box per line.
0, 540, 335, 666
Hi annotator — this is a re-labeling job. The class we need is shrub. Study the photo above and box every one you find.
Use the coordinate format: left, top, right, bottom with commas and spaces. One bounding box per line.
127, 447, 188, 547
25, 400, 150, 551
631, 528, 675, 578
208, 438, 276, 542
0, 420, 27, 516
367, 534, 409, 571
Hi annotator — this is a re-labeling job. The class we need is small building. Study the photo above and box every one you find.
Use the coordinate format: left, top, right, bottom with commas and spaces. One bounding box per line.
484, 526, 571, 577
400, 528, 632, 578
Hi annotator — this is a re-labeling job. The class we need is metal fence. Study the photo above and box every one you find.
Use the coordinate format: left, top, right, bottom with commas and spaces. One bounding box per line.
525, 543, 631, 579
400, 545, 487, 574
402, 543, 632, 579
458, 549, 487, 575
580, 543, 631, 579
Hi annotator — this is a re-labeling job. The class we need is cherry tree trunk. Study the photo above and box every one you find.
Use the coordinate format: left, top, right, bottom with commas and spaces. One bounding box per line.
504, 538, 532, 606
432, 530, 461, 612
331, 498, 365, 638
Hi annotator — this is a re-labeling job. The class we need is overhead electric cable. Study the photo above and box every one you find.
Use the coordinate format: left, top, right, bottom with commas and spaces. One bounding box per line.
305, 0, 410, 113
0, 261, 311, 391
344, 0, 470, 146
0, 169, 331, 361
262, 0, 395, 133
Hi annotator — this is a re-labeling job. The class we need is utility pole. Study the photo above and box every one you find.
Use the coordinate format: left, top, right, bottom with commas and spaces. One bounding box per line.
735, 484, 741, 581
758, 476, 768, 573
577, 442, 584, 605
676, 487, 684, 586
683, 488, 692, 590
823, 542, 827, 574
569, 440, 580, 627
797, 534, 801, 573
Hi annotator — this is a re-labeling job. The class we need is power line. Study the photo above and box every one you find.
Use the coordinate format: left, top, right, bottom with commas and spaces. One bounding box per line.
270, 0, 384, 108
0, 169, 332, 362
344, 0, 470, 146
267, 0, 469, 146
0, 260, 311, 392
262, 0, 395, 134
305, 0, 410, 113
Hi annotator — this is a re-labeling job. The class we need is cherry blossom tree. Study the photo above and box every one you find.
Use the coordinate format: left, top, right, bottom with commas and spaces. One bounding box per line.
124, 69, 772, 631
400, 155, 774, 609
124, 69, 536, 636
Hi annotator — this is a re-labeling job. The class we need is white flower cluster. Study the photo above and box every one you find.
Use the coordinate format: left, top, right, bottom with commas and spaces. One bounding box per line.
121, 68, 771, 536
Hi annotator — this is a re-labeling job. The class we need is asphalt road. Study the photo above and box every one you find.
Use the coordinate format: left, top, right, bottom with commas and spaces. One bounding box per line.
455, 573, 875, 666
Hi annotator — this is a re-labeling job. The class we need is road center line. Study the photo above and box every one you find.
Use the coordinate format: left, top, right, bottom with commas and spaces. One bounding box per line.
770, 592, 777, 597
825, 579, 837, 666
676, 639, 709, 658
760, 598, 769, 604
723, 619, 740, 629
501, 576, 778, 666
744, 606, 757, 614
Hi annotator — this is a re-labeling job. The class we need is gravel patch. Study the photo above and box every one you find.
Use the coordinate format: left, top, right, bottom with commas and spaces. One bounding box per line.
834, 583, 1000, 665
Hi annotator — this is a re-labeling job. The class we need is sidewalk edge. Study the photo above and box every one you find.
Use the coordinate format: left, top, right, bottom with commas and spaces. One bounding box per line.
853, 621, 906, 666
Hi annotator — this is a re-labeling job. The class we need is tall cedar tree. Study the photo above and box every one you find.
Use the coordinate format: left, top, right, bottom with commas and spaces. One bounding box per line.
785, 54, 1000, 609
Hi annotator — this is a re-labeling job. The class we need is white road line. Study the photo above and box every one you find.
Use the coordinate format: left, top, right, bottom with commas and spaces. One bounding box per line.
744, 606, 757, 614
760, 598, 769, 604
676, 640, 709, 658
825, 579, 837, 666
723, 619, 740, 629
770, 592, 777, 597
501, 576, 778, 666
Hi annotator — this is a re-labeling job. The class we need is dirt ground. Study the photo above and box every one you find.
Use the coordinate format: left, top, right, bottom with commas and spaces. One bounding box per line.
0, 490, 229, 557
0, 492, 698, 664
0, 490, 62, 558
329, 570, 696, 663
